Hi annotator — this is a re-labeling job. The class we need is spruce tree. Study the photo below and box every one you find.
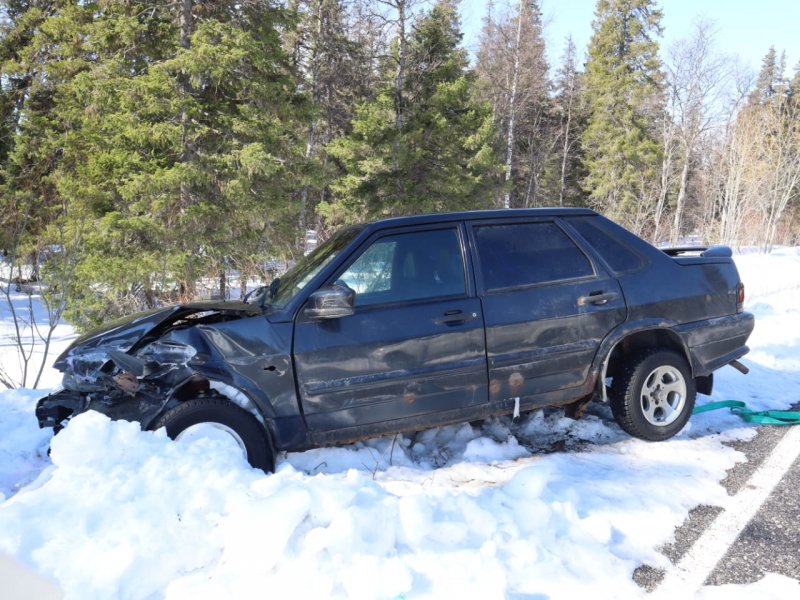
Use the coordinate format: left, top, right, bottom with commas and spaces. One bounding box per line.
0, 0, 91, 267
582, 0, 664, 230
789, 61, 800, 109
749, 47, 780, 105
326, 0, 501, 220
2, 1, 309, 328
288, 0, 374, 238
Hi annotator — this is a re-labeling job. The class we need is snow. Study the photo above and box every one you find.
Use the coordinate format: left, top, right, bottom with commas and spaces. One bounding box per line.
2, 250, 800, 599
0, 279, 75, 390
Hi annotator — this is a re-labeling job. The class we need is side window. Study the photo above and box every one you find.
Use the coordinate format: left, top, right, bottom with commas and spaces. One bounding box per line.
338, 239, 395, 295
567, 216, 645, 274
474, 222, 593, 291
339, 228, 465, 307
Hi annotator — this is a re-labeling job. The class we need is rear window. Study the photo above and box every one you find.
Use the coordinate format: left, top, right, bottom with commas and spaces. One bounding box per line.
473, 222, 594, 291
567, 216, 645, 274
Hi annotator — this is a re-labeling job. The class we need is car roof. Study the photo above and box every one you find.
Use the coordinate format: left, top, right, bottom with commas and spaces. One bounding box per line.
362, 207, 597, 231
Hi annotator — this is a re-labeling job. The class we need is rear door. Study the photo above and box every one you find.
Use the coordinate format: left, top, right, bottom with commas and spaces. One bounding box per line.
293, 224, 489, 435
469, 219, 626, 406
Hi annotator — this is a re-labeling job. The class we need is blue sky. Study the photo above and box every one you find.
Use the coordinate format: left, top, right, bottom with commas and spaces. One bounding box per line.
459, 0, 800, 77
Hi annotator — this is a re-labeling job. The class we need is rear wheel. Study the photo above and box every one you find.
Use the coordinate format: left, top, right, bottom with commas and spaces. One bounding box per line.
610, 349, 696, 441
153, 396, 275, 472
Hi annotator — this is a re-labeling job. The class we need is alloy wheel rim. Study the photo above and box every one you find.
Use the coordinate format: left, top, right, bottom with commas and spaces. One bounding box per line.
639, 365, 686, 426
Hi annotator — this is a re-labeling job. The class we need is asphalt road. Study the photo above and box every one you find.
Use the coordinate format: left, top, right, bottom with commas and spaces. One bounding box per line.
634, 412, 800, 595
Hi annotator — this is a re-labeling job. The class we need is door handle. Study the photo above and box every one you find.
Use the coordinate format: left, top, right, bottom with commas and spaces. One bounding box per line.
578, 291, 619, 306
434, 310, 479, 325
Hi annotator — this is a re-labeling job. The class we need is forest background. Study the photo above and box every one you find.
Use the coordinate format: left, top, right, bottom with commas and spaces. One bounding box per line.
1, 0, 798, 350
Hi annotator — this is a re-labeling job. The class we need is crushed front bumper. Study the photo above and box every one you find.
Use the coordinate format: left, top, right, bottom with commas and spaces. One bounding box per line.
35, 390, 89, 432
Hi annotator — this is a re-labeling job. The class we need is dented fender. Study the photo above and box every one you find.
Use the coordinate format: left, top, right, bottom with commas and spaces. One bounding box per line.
589, 313, 754, 400
37, 301, 310, 450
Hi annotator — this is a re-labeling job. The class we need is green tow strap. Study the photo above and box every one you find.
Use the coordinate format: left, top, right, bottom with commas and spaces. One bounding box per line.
693, 400, 800, 425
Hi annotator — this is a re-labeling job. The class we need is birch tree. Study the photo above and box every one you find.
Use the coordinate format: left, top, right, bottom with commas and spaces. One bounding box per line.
714, 50, 800, 249
475, 0, 550, 208
755, 90, 800, 251
665, 21, 728, 244
552, 36, 588, 207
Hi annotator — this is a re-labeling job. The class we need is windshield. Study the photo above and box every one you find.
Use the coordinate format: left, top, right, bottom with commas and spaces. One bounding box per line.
267, 225, 364, 309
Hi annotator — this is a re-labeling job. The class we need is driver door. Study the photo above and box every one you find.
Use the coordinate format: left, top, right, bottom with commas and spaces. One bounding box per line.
293, 225, 489, 436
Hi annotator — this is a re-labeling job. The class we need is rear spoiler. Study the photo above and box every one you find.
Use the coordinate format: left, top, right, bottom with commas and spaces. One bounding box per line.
661, 245, 732, 258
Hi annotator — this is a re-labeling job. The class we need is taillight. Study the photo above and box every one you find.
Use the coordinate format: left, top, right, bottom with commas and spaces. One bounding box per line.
737, 282, 745, 312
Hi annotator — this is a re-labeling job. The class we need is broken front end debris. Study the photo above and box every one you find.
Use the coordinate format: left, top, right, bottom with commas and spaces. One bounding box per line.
36, 302, 264, 433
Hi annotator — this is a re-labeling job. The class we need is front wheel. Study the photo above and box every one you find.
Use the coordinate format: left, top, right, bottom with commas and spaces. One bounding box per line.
610, 350, 696, 441
153, 396, 275, 472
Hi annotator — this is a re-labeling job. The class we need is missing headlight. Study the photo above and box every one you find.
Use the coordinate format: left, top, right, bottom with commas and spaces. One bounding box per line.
136, 341, 197, 365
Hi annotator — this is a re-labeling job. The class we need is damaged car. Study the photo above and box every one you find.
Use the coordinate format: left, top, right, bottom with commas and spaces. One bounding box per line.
37, 209, 755, 472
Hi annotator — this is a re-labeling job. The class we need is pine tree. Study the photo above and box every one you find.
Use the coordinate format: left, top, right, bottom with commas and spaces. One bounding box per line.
582, 0, 664, 231
326, 0, 501, 220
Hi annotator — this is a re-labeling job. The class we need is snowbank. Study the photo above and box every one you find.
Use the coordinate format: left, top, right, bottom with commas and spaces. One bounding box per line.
0, 405, 744, 599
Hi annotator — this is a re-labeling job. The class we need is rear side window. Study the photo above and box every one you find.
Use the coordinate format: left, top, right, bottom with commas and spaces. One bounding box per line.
567, 216, 645, 274
474, 222, 593, 291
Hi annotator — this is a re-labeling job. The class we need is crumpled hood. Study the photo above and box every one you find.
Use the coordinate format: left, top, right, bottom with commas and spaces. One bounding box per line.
54, 301, 263, 372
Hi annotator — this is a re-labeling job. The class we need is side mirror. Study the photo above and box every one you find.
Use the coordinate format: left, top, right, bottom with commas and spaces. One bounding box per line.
305, 284, 355, 319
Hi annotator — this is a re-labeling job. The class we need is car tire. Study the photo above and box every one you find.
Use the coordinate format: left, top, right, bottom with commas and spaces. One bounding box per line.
153, 396, 275, 472
610, 349, 696, 441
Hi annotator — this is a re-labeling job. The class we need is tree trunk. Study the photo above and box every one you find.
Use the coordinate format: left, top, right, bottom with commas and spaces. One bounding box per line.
299, 0, 324, 243
671, 145, 691, 245
654, 118, 675, 242
558, 88, 573, 207
179, 0, 195, 297
394, 0, 407, 131
503, 1, 525, 209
